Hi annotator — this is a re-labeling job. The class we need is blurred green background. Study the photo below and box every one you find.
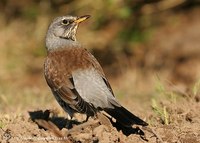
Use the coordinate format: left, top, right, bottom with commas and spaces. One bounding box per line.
0, 0, 200, 113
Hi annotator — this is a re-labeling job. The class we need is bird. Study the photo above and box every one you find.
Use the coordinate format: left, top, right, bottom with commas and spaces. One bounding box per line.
44, 15, 148, 128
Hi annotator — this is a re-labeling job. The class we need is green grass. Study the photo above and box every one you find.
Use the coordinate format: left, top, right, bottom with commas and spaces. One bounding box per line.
150, 77, 200, 126
192, 79, 200, 96
0, 120, 5, 128
151, 98, 169, 125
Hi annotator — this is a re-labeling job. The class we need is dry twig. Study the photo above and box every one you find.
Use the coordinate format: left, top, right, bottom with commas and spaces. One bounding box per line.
142, 126, 164, 143
35, 119, 71, 143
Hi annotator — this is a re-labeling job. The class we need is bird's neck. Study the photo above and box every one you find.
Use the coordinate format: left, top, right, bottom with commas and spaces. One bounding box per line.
46, 36, 81, 51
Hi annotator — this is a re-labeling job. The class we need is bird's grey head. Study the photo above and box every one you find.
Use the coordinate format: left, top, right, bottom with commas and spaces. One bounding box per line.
45, 15, 90, 51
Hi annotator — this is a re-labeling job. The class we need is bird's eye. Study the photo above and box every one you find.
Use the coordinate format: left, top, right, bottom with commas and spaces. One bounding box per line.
62, 19, 69, 25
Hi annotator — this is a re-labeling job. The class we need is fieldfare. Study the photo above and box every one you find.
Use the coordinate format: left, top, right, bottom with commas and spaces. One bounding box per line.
44, 15, 148, 127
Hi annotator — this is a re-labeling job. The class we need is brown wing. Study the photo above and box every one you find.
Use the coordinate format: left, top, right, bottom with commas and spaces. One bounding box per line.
44, 48, 99, 116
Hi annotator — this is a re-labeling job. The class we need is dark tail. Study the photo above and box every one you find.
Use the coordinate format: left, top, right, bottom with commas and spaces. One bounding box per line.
105, 105, 148, 127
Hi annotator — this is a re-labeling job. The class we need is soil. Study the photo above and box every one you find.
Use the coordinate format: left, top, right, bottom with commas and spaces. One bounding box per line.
1, 96, 200, 143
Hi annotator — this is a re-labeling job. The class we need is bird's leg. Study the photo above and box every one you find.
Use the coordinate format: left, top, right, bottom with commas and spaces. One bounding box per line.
80, 114, 90, 124
85, 115, 90, 122
85, 112, 99, 122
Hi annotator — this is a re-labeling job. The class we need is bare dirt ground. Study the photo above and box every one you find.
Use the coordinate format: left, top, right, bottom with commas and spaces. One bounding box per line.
1, 8, 200, 143
0, 82, 200, 143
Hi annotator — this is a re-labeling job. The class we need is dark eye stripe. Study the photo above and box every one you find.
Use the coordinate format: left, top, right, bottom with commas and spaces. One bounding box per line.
69, 20, 74, 24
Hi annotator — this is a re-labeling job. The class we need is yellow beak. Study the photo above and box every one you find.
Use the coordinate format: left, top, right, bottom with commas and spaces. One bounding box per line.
74, 15, 91, 24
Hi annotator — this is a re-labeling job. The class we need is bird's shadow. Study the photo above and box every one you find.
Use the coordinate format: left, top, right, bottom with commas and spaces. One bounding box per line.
28, 110, 80, 130
110, 119, 148, 141
28, 110, 147, 141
